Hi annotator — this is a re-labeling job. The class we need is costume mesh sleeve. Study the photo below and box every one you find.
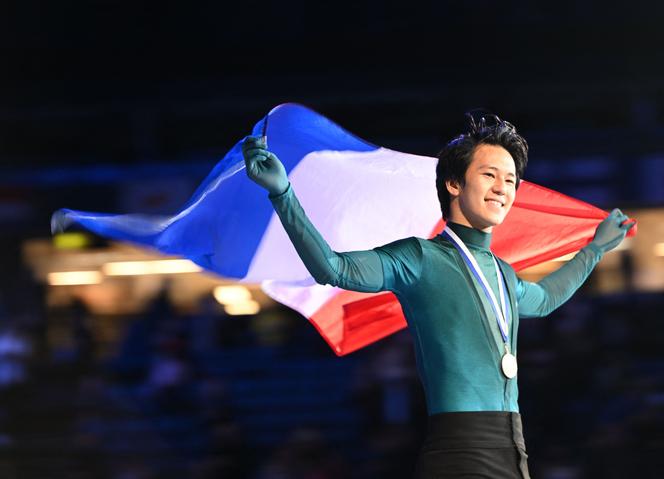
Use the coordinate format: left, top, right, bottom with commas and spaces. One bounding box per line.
516, 243, 603, 318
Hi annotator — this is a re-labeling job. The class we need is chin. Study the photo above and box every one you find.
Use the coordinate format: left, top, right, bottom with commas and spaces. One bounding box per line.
493, 216, 506, 226
477, 216, 504, 231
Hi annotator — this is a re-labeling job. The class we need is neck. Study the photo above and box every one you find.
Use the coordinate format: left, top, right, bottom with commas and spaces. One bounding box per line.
451, 218, 493, 233
445, 221, 493, 250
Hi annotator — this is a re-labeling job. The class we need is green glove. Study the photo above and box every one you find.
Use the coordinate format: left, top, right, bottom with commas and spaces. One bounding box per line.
590, 208, 635, 254
242, 135, 290, 196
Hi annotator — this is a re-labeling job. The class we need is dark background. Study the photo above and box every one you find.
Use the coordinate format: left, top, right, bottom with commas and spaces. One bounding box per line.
0, 1, 663, 478
2, 1, 664, 166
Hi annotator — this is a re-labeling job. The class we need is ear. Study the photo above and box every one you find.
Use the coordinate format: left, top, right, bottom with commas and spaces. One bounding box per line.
445, 178, 461, 198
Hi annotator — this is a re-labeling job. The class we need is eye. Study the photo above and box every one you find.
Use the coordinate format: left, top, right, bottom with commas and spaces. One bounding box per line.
506, 179, 515, 184
483, 173, 495, 178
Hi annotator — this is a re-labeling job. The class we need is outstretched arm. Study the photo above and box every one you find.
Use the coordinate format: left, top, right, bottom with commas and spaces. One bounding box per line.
517, 209, 635, 317
243, 136, 416, 293
269, 184, 386, 292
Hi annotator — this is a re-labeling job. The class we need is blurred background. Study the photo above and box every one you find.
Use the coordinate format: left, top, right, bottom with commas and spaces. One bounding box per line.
1, 1, 664, 478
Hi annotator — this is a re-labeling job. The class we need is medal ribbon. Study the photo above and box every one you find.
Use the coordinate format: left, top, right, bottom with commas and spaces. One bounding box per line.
442, 226, 510, 343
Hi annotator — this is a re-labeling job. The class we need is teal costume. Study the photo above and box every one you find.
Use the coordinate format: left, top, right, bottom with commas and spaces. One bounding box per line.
270, 184, 604, 415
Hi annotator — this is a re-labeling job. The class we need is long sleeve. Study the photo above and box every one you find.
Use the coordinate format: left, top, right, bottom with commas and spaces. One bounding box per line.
269, 184, 387, 293
516, 243, 604, 318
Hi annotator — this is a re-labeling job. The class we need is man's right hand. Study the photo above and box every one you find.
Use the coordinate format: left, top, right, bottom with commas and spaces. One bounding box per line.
242, 135, 290, 196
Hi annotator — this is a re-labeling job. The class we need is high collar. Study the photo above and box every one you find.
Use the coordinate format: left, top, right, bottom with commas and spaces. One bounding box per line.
444, 221, 493, 251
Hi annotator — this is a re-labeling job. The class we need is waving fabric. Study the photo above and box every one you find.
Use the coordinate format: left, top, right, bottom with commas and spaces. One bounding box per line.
51, 103, 636, 355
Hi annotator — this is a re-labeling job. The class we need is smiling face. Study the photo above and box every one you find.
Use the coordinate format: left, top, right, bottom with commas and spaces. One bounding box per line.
445, 144, 517, 233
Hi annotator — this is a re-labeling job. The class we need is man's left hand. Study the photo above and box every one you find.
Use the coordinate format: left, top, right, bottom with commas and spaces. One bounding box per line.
590, 208, 636, 254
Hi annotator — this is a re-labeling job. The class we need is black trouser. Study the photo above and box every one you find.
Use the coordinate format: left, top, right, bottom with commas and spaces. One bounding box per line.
414, 411, 530, 478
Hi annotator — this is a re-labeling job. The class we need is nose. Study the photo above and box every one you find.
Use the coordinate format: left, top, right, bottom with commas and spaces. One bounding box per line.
492, 177, 507, 195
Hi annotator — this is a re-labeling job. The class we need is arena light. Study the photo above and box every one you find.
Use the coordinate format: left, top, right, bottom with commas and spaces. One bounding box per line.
654, 242, 664, 257
48, 271, 103, 286
102, 259, 202, 276
552, 252, 577, 262
213, 285, 252, 305
53, 232, 92, 249
224, 300, 261, 316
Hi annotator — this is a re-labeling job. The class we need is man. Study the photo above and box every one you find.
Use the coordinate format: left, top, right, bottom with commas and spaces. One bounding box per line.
242, 114, 634, 478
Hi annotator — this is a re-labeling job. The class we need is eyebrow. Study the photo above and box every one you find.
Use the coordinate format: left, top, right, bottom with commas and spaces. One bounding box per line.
479, 165, 516, 178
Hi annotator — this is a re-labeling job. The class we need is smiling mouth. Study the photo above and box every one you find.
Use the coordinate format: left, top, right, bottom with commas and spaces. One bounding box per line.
485, 200, 504, 207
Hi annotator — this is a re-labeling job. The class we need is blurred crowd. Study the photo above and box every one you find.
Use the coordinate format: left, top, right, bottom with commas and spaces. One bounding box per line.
0, 271, 662, 478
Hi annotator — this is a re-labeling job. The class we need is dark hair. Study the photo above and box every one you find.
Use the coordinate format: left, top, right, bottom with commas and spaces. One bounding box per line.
435, 112, 529, 220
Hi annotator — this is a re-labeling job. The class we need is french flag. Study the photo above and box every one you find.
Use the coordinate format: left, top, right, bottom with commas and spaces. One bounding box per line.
51, 103, 636, 356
